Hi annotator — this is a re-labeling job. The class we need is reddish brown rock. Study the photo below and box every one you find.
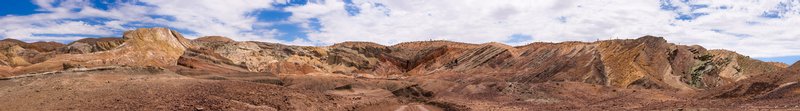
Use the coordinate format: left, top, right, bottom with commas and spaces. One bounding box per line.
7, 27, 193, 75
184, 35, 785, 91
193, 36, 235, 43
790, 61, 800, 72
65, 37, 125, 53
0, 28, 796, 110
0, 39, 66, 66
171, 48, 250, 75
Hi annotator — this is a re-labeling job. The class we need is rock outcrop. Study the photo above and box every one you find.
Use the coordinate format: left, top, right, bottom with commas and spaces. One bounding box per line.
193, 36, 234, 43
699, 65, 800, 99
58, 37, 125, 54
4, 28, 193, 75
170, 48, 250, 75
0, 39, 65, 52
0, 39, 65, 67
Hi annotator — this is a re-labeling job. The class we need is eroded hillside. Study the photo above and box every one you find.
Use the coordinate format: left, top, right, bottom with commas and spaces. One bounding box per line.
0, 27, 798, 110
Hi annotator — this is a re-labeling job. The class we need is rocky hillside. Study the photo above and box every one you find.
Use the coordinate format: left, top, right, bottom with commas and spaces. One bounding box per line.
790, 61, 800, 72
59, 37, 124, 54
0, 28, 786, 90
1, 27, 798, 110
0, 28, 192, 76
186, 35, 785, 91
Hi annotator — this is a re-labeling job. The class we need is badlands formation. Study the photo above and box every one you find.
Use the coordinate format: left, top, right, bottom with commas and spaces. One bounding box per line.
0, 27, 798, 110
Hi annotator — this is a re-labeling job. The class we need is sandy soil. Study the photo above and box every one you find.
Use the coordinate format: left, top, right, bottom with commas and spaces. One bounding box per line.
1, 66, 799, 111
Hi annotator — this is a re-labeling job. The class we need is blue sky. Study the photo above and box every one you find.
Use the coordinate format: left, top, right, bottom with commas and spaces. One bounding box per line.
0, 0, 799, 64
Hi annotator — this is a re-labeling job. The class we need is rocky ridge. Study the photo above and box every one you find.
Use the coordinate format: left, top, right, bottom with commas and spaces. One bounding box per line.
0, 27, 797, 110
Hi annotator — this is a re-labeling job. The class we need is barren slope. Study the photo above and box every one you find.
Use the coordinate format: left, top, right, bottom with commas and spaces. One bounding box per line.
0, 27, 796, 110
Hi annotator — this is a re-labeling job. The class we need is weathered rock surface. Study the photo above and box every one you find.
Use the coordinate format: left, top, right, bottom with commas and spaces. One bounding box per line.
790, 60, 800, 72
184, 35, 786, 91
699, 65, 800, 100
0, 31, 783, 92
0, 39, 67, 67
2, 28, 193, 75
58, 37, 125, 54
0, 27, 797, 110
0, 39, 65, 52
170, 48, 251, 75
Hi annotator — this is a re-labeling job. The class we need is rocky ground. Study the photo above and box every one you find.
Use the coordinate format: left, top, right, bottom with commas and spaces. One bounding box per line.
0, 27, 798, 110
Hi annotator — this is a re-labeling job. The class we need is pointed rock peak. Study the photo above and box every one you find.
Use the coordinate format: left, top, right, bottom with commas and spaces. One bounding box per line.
194, 36, 235, 43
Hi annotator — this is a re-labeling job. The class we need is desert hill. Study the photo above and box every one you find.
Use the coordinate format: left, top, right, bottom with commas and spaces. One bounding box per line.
0, 27, 797, 110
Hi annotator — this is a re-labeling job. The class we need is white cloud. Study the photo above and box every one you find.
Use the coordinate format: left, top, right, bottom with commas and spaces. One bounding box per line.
0, 0, 286, 43
285, 0, 800, 58
138, 0, 276, 40
0, 20, 112, 42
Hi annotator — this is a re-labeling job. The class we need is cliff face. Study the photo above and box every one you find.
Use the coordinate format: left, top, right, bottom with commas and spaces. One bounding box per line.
0, 28, 786, 91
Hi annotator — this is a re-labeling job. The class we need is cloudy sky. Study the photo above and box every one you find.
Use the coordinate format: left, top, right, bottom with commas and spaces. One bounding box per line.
0, 0, 799, 64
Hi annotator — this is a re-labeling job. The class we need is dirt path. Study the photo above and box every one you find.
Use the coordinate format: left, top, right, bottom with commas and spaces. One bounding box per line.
393, 104, 439, 111
394, 105, 408, 111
